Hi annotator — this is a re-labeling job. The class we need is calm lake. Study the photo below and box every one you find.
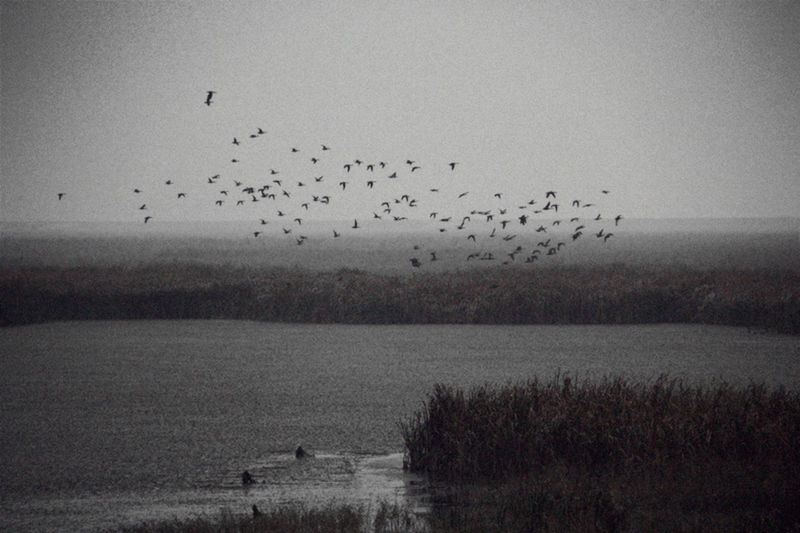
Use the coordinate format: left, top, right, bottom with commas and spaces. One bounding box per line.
1, 320, 798, 531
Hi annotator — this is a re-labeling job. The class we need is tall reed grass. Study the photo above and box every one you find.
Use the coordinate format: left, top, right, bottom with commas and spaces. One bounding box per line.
401, 376, 800, 531
401, 375, 800, 480
2, 264, 798, 332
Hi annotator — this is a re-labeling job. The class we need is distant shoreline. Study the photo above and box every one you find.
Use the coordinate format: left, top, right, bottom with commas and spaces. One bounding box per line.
2, 263, 798, 333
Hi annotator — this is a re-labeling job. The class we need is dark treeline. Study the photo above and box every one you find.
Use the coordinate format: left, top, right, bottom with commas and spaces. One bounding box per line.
1, 264, 798, 333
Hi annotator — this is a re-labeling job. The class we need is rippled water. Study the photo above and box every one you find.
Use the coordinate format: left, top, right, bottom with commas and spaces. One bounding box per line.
1, 321, 797, 531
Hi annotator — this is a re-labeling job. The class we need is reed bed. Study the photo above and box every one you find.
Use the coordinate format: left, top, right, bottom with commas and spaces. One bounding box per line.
2, 264, 798, 332
115, 501, 425, 533
401, 376, 800, 531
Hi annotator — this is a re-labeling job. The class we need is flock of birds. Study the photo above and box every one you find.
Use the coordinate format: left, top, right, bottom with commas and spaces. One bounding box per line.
56, 90, 623, 268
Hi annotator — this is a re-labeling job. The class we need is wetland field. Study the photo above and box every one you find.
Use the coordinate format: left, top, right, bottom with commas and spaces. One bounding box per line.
1, 217, 799, 531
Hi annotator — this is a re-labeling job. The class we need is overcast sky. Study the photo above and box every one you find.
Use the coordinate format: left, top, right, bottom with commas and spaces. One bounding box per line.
2, 0, 798, 223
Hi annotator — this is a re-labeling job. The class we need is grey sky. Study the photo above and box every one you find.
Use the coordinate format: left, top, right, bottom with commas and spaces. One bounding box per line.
2, 0, 798, 223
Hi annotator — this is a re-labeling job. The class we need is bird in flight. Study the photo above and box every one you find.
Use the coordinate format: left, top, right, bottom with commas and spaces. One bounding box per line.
204, 91, 215, 106
57, 193, 66, 200
449, 162, 458, 170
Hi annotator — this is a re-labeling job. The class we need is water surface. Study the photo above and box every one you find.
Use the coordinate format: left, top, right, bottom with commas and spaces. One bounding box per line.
1, 321, 797, 531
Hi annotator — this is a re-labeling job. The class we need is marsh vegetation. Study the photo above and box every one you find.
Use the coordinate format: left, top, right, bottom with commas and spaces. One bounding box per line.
2, 263, 798, 333
400, 377, 800, 531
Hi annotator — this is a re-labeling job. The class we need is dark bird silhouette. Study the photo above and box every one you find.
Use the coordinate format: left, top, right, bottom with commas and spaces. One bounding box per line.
139, 204, 147, 210
333, 229, 340, 237
339, 181, 348, 190
449, 162, 458, 170
352, 219, 359, 229
257, 128, 265, 134
411, 166, 421, 172
144, 216, 152, 223
177, 192, 186, 198
253, 231, 261, 238
321, 144, 330, 150
458, 192, 469, 198
133, 189, 142, 193
204, 90, 215, 106
614, 214, 623, 226
252, 504, 262, 518
57, 193, 66, 200
410, 258, 421, 268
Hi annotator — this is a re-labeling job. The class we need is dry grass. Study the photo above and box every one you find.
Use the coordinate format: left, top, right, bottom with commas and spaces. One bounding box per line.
115, 502, 425, 533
